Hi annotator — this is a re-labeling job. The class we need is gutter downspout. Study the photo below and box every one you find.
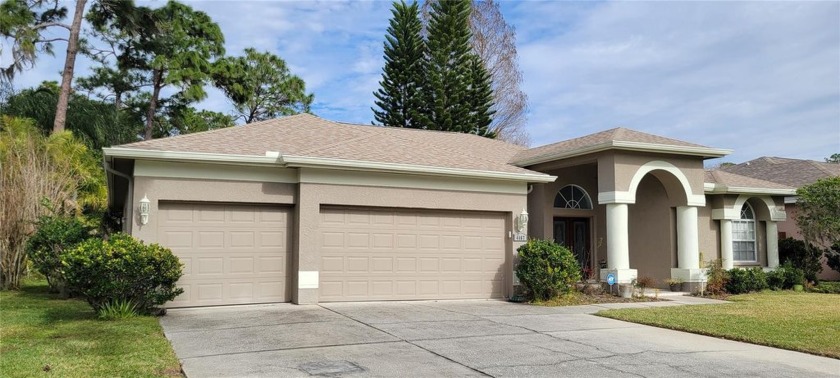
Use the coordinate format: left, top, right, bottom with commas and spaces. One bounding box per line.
103, 160, 133, 234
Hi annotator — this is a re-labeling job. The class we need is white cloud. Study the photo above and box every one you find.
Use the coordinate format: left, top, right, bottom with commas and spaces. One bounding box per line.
509, 1, 840, 163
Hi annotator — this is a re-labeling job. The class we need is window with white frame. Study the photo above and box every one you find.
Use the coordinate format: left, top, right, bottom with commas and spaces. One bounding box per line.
554, 185, 593, 209
732, 203, 757, 262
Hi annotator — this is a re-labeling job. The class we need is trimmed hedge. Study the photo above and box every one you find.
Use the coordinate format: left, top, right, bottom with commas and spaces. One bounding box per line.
61, 233, 184, 315
515, 239, 581, 301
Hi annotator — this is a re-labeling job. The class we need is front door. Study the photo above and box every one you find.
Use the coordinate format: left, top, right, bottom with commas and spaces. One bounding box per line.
553, 217, 590, 270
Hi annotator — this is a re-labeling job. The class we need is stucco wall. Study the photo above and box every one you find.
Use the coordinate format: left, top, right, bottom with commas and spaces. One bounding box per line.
605, 152, 706, 202
698, 202, 720, 266
628, 175, 674, 285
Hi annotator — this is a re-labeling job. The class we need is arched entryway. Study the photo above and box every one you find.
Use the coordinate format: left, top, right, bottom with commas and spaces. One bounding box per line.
601, 160, 706, 288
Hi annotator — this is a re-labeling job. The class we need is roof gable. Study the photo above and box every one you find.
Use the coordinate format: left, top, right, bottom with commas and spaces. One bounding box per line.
513, 127, 730, 166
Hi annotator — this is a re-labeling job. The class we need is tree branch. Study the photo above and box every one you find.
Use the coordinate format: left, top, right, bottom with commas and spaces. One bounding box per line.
32, 22, 71, 31
36, 38, 69, 43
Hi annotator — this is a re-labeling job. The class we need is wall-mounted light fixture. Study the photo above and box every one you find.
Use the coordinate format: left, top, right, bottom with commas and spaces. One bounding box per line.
516, 209, 529, 234
139, 195, 150, 225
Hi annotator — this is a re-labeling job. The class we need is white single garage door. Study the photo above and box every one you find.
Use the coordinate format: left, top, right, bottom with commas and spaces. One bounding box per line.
319, 207, 507, 302
158, 202, 291, 307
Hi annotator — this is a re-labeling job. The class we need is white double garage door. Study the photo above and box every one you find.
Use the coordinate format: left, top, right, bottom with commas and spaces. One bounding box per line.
159, 202, 506, 307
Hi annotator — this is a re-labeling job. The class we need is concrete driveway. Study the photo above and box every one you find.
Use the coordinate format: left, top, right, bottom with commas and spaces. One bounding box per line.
160, 299, 839, 377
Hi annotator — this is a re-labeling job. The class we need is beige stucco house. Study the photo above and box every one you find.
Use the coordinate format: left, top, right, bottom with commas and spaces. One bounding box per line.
103, 114, 795, 307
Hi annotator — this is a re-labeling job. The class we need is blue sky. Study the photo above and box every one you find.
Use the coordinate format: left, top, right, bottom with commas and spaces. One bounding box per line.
6, 0, 840, 164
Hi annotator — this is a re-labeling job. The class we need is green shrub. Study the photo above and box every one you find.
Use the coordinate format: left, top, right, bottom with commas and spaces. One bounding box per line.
725, 267, 767, 294
810, 281, 840, 294
705, 259, 728, 295
25, 214, 94, 294
766, 268, 786, 290
779, 237, 822, 283
515, 239, 581, 301
782, 261, 806, 288
61, 233, 184, 315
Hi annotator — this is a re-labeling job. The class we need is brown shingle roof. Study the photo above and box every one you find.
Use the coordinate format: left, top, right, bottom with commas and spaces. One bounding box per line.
720, 156, 840, 188
513, 127, 724, 165
705, 169, 794, 190
116, 113, 536, 175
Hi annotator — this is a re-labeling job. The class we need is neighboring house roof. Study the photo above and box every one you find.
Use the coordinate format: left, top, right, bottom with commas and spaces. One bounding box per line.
104, 113, 555, 182
720, 156, 840, 188
512, 127, 731, 166
704, 169, 796, 195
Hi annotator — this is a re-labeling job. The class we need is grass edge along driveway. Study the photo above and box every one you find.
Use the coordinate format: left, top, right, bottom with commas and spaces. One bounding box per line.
597, 291, 840, 359
0, 280, 182, 378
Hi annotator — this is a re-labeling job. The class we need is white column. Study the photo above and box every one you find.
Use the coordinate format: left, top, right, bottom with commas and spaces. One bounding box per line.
767, 221, 779, 268
676, 206, 700, 269
606, 203, 630, 269
720, 219, 734, 270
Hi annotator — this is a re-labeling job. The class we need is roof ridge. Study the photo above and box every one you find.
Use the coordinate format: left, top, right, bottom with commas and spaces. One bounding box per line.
809, 160, 836, 176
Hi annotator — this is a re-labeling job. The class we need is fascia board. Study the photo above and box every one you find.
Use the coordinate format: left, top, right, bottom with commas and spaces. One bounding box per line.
703, 183, 796, 196
281, 155, 557, 183
103, 147, 281, 166
514, 141, 732, 166
103, 148, 556, 183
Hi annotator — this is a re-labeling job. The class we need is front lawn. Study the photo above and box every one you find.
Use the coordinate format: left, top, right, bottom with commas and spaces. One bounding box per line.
598, 291, 840, 359
0, 279, 182, 377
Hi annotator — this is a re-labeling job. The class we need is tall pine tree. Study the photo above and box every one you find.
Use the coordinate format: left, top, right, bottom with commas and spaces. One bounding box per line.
423, 0, 494, 136
465, 54, 495, 137
372, 1, 427, 128
425, 0, 473, 132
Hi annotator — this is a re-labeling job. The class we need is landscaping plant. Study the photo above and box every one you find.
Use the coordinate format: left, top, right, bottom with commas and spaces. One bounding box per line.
25, 211, 94, 295
779, 237, 822, 283
705, 259, 728, 295
725, 267, 768, 294
61, 233, 184, 316
0, 116, 105, 290
515, 239, 581, 301
635, 276, 656, 296
796, 177, 840, 278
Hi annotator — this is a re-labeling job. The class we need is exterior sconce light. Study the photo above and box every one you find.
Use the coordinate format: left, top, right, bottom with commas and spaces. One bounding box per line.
139, 195, 151, 225
517, 209, 529, 234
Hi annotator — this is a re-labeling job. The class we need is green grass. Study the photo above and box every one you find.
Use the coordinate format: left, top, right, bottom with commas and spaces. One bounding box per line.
0, 279, 182, 377
598, 291, 840, 359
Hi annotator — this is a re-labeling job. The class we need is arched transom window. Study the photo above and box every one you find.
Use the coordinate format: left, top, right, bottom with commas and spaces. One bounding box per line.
732, 203, 757, 262
554, 185, 593, 210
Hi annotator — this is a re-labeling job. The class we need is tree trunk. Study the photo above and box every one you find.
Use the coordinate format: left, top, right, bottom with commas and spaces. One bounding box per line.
144, 70, 163, 140
52, 0, 87, 134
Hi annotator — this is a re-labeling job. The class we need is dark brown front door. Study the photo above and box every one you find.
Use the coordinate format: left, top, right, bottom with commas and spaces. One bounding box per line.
553, 217, 590, 268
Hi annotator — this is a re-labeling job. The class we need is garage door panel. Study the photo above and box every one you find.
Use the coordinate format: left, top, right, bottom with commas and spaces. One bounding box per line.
159, 202, 291, 307
319, 207, 506, 301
